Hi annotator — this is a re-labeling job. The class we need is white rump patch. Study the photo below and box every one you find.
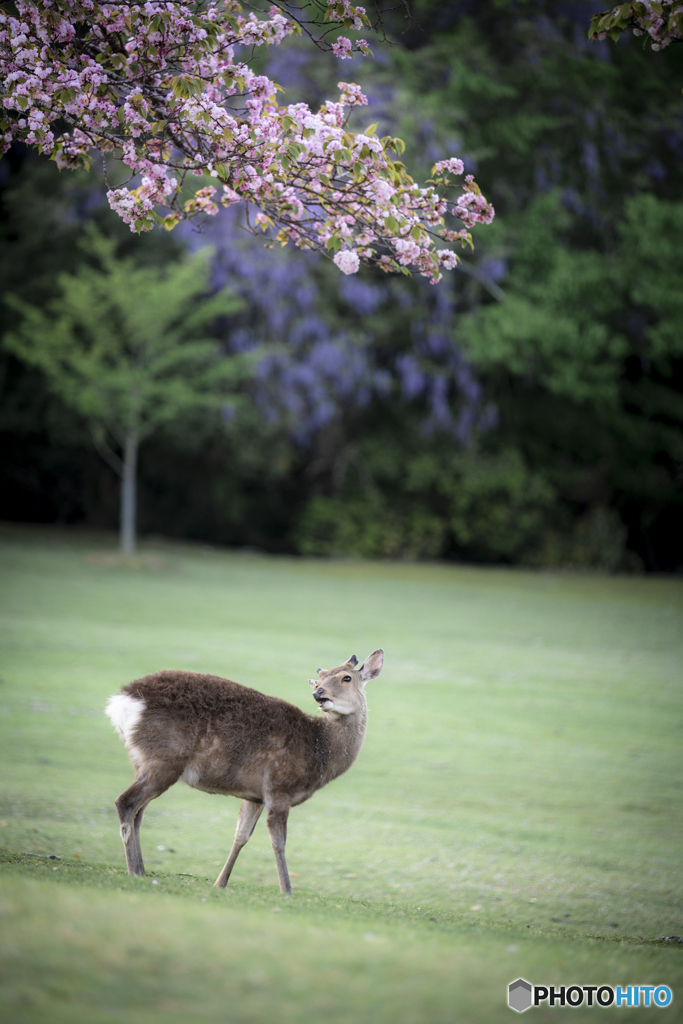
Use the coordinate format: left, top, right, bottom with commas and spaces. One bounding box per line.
105, 693, 146, 747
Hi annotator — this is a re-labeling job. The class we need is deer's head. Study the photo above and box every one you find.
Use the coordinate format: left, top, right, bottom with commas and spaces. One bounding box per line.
309, 650, 384, 717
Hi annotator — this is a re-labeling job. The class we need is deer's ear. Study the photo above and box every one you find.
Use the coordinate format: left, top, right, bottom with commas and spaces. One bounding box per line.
360, 649, 384, 685
308, 678, 318, 689
345, 655, 358, 667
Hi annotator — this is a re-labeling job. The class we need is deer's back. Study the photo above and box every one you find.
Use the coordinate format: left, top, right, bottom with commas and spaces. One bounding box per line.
123, 669, 295, 724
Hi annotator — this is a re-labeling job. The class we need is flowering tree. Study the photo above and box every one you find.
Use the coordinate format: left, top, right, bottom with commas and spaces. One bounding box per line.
589, 2, 683, 50
0, 1, 493, 284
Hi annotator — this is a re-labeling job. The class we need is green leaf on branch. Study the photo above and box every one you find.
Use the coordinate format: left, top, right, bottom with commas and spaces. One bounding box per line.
381, 136, 406, 155
169, 76, 202, 99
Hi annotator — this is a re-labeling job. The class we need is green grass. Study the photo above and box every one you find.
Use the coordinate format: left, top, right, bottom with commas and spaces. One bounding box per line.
0, 522, 682, 1022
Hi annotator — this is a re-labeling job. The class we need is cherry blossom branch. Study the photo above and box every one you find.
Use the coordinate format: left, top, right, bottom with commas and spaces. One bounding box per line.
0, 1, 494, 281
589, 1, 683, 50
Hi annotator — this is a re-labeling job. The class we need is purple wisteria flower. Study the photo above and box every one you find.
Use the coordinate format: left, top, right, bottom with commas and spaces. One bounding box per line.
182, 204, 495, 446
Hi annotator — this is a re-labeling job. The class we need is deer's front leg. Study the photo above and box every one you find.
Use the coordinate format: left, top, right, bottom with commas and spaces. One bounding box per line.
266, 805, 292, 896
214, 799, 263, 889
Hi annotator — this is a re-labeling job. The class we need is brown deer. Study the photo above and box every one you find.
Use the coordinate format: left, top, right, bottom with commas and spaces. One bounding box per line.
105, 650, 384, 895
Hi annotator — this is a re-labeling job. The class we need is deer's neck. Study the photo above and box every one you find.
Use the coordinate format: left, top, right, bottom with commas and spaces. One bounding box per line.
319, 701, 368, 785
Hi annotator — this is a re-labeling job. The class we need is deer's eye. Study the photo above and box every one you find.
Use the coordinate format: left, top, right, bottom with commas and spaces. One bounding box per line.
342, 675, 352, 682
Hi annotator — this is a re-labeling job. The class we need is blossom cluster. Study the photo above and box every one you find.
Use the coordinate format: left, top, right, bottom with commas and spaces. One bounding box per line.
589, 1, 683, 50
0, 1, 494, 281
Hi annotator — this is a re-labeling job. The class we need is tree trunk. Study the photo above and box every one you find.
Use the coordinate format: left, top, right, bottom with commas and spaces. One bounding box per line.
120, 432, 139, 557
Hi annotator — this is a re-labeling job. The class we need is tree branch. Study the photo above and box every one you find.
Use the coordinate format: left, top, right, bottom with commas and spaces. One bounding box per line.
89, 424, 124, 477
456, 259, 506, 302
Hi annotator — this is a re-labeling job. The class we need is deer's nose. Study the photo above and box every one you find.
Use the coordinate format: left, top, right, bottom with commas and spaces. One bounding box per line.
314, 688, 326, 701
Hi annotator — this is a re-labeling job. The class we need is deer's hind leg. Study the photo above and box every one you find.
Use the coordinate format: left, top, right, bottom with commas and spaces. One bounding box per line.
115, 766, 181, 876
214, 799, 263, 889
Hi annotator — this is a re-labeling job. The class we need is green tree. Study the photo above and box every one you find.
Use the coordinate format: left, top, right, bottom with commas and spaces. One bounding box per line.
4, 230, 244, 555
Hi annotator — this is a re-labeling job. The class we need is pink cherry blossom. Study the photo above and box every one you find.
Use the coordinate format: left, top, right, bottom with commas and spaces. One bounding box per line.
433, 158, 465, 177
333, 249, 360, 274
331, 36, 353, 59
338, 82, 368, 107
437, 249, 458, 270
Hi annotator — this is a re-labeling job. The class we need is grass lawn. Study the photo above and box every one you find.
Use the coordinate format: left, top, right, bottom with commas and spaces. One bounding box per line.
0, 522, 682, 1022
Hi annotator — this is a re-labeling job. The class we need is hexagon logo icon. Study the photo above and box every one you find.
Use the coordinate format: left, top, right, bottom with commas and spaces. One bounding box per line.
508, 978, 533, 1013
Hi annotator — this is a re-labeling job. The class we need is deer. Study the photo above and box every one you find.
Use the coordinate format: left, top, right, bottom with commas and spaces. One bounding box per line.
105, 650, 384, 896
